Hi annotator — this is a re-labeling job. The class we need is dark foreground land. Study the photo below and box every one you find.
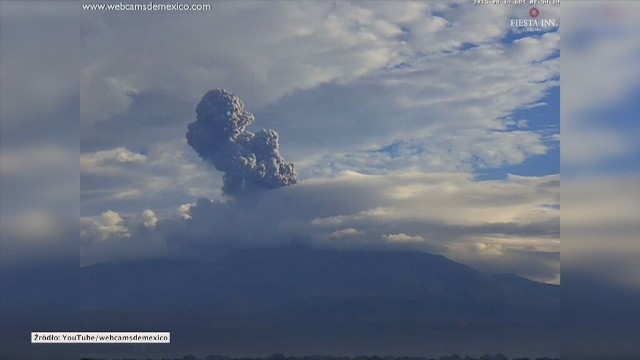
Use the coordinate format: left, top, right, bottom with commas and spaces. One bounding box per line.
76, 246, 559, 358
80, 355, 559, 360
2, 246, 560, 359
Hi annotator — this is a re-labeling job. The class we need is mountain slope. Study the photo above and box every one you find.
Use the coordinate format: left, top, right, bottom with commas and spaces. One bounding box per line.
79, 245, 560, 357
81, 245, 557, 318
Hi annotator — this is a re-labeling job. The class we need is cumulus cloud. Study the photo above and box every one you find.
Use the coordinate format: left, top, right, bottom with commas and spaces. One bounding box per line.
81, 171, 560, 282
81, 209, 169, 264
81, 210, 130, 241
178, 203, 194, 220
472, 241, 504, 257
186, 89, 298, 196
142, 209, 157, 228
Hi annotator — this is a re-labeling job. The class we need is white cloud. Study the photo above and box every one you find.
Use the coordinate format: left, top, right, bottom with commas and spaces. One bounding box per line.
81, 171, 559, 282
329, 228, 363, 240
142, 209, 157, 228
178, 203, 194, 220
80, 147, 147, 173
312, 206, 394, 226
77, 2, 561, 283
298, 129, 550, 178
80, 1, 415, 123
302, 172, 559, 227
81, 2, 558, 177
381, 233, 425, 243
81, 210, 130, 241
81, 141, 223, 215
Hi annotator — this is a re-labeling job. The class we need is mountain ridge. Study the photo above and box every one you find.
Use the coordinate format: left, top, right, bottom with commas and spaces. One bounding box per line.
78, 245, 560, 357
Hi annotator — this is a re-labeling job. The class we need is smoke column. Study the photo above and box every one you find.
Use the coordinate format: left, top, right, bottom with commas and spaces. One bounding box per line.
186, 89, 298, 196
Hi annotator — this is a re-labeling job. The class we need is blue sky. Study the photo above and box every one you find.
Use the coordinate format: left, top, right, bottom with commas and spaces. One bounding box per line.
476, 86, 559, 180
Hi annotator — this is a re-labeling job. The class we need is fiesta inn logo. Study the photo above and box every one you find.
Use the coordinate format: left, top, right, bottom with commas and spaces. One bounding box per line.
529, 7, 540, 18
510, 7, 557, 31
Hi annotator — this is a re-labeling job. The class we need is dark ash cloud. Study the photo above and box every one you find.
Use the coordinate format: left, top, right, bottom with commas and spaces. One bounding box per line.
186, 89, 298, 196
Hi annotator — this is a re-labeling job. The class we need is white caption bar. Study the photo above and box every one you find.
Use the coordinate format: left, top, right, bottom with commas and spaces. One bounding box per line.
31, 332, 170, 343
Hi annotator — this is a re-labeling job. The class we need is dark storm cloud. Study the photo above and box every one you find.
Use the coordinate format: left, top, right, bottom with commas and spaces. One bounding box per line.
186, 89, 298, 196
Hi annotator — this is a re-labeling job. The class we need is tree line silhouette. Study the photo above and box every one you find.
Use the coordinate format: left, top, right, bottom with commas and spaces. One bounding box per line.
81, 354, 559, 360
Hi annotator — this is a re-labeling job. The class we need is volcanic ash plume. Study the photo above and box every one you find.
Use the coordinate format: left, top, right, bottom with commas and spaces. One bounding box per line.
186, 89, 298, 196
